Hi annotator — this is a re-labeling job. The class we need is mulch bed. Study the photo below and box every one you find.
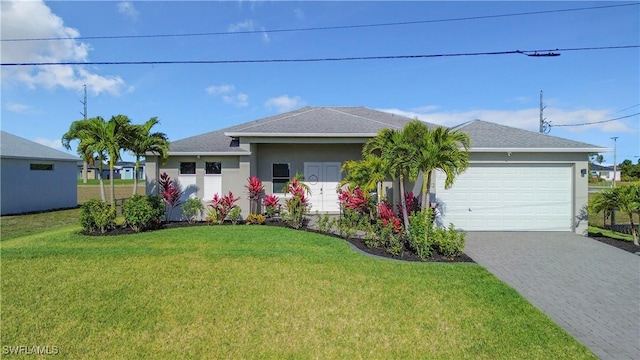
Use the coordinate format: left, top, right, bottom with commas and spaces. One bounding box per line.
588, 232, 640, 254
81, 221, 638, 262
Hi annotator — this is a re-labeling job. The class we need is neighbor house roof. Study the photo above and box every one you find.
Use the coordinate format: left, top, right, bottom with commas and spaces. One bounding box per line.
453, 120, 610, 153
1, 131, 79, 161
591, 164, 619, 172
167, 106, 431, 155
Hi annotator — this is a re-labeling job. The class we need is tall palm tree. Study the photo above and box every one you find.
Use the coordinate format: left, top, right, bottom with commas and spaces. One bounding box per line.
62, 118, 108, 201
403, 120, 471, 211
125, 117, 169, 195
363, 128, 415, 235
102, 115, 132, 206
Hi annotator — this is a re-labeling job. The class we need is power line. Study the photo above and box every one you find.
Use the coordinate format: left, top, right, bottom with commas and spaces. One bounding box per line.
2, 3, 638, 42
1, 45, 637, 67
551, 112, 640, 127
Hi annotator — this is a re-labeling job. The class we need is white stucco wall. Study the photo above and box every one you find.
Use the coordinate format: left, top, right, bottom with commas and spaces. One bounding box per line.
1, 158, 78, 215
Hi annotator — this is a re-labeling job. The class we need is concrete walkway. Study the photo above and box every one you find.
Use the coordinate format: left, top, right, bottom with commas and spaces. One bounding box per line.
464, 232, 640, 360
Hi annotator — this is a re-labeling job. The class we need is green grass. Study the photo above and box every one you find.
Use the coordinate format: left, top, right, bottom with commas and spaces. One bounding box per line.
78, 179, 137, 186
588, 225, 635, 242
0, 208, 81, 241
1, 225, 595, 359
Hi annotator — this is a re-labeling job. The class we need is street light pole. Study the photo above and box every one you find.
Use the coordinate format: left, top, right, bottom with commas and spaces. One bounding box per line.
611, 136, 618, 188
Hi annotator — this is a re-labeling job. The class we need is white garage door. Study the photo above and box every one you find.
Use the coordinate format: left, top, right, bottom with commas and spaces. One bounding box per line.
434, 164, 572, 231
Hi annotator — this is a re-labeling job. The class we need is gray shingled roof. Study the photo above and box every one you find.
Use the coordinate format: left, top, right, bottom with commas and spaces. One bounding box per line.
1, 131, 79, 161
454, 120, 607, 151
224, 106, 430, 136
169, 129, 249, 154
169, 106, 430, 154
168, 108, 607, 155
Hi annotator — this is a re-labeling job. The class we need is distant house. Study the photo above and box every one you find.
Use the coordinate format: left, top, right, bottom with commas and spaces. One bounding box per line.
146, 106, 608, 234
590, 164, 621, 182
77, 161, 109, 180
115, 161, 145, 180
1, 131, 79, 215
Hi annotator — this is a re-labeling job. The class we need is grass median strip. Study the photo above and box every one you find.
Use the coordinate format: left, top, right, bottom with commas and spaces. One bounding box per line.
1, 226, 595, 359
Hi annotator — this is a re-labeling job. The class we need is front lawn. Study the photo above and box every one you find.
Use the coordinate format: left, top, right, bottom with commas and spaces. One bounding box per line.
1, 226, 595, 359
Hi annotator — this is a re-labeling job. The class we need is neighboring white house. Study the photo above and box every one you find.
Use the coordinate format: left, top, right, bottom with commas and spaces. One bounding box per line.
590, 164, 621, 182
145, 106, 609, 235
1, 131, 79, 215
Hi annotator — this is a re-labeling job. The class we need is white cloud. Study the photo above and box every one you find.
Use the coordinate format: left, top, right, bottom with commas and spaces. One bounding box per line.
34, 137, 64, 151
206, 84, 235, 96
228, 20, 254, 32
5, 102, 31, 113
206, 84, 248, 107
0, 0, 127, 96
227, 19, 269, 43
265, 95, 305, 113
117, 1, 139, 20
378, 106, 635, 134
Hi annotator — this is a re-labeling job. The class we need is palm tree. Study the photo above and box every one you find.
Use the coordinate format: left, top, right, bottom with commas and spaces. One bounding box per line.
403, 120, 471, 211
363, 128, 415, 235
102, 115, 132, 206
125, 117, 169, 195
589, 188, 619, 228
340, 155, 387, 203
617, 184, 640, 246
62, 118, 108, 201
590, 184, 640, 245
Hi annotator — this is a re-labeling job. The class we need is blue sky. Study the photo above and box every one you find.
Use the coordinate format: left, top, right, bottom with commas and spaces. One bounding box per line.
1, 1, 639, 164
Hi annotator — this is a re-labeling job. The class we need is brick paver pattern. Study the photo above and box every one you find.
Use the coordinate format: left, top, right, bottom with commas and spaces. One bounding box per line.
464, 232, 640, 360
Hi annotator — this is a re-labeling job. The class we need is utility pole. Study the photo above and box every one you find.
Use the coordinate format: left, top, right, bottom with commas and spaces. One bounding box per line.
79, 84, 88, 184
539, 90, 550, 133
611, 136, 618, 188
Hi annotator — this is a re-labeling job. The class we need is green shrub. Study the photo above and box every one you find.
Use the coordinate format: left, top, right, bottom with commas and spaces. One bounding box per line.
434, 224, 466, 258
408, 209, 435, 260
80, 199, 116, 234
246, 213, 266, 225
182, 197, 204, 224
228, 206, 242, 225
123, 195, 164, 232
282, 178, 310, 229
205, 207, 219, 225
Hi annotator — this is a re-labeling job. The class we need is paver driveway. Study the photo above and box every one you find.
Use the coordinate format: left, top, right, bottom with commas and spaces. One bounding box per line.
464, 232, 639, 360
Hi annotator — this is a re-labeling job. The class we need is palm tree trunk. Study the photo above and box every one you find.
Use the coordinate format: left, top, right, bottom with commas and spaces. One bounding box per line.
98, 157, 106, 202
399, 176, 410, 236
421, 171, 432, 211
109, 159, 115, 207
82, 160, 88, 184
630, 214, 639, 246
133, 157, 139, 196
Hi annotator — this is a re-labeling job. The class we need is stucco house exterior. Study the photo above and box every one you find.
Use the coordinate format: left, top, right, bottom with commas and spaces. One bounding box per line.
1, 131, 79, 215
590, 164, 621, 182
145, 106, 608, 235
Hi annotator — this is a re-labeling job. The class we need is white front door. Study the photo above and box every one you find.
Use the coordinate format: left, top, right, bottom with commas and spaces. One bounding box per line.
304, 162, 341, 213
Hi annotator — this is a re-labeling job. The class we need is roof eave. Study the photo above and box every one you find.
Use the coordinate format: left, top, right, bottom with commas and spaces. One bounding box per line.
224, 132, 377, 137
0, 155, 80, 162
471, 147, 612, 153
166, 151, 251, 156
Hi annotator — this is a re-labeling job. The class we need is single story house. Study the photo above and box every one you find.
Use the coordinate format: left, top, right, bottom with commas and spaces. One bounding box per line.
145, 106, 608, 234
590, 164, 621, 182
77, 161, 109, 180
1, 131, 79, 215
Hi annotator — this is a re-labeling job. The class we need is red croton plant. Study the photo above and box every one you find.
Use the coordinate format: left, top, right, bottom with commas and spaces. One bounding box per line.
245, 176, 265, 214
209, 191, 240, 224
378, 201, 402, 233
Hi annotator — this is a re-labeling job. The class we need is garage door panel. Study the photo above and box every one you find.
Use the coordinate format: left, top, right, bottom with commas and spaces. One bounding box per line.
435, 164, 572, 231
